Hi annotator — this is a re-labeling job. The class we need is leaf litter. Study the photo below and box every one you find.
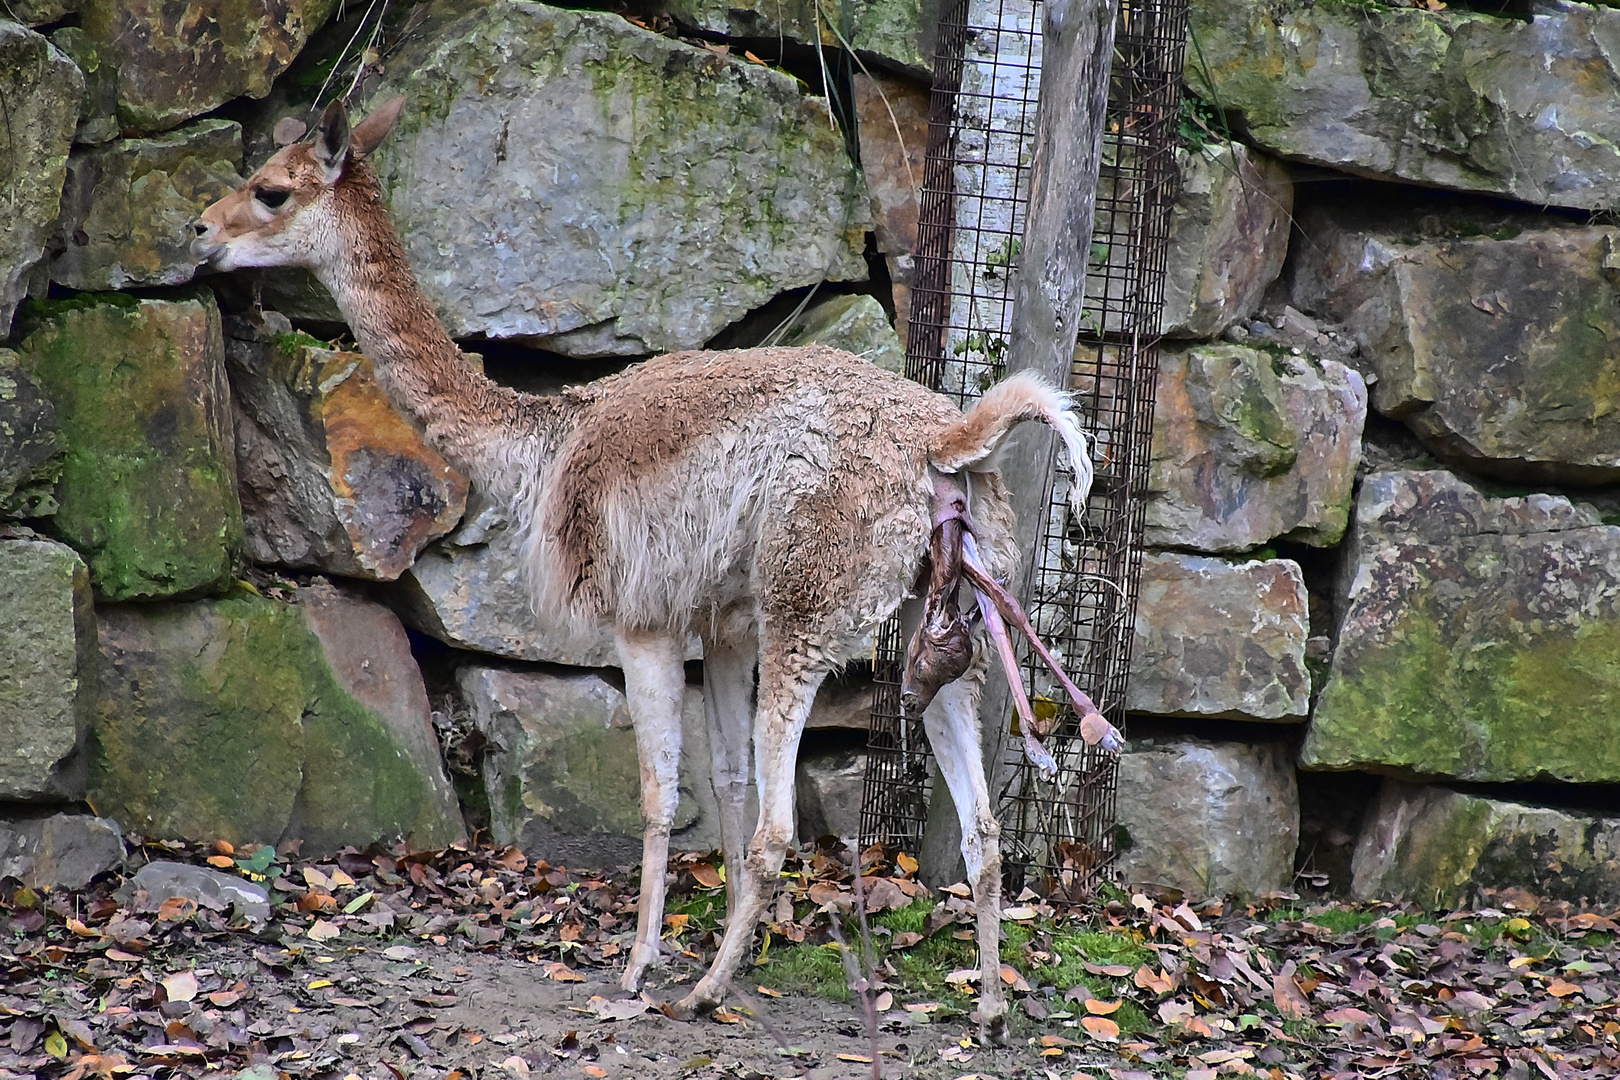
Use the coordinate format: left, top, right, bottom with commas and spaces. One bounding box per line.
0, 833, 1616, 1079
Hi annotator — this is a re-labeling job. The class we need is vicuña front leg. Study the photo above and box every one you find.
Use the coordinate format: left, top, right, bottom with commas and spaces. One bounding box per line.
674, 656, 823, 1019
921, 674, 1010, 1044
615, 630, 688, 994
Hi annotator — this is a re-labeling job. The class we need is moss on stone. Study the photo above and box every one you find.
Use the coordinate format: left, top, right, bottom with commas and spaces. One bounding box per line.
271, 330, 330, 356
92, 591, 462, 850
17, 292, 243, 600
1306, 602, 1620, 783
520, 712, 644, 837
90, 594, 309, 845
293, 672, 464, 853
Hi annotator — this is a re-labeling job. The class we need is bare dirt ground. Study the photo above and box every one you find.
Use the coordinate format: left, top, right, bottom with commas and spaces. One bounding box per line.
3, 838, 1618, 1080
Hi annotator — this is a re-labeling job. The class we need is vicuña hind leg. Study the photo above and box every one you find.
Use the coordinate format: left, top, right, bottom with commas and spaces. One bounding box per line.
616, 629, 687, 994
701, 614, 756, 921
673, 647, 824, 1018
922, 671, 1010, 1044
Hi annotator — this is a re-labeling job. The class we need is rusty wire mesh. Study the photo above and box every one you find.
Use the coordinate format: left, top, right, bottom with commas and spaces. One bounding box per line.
858, 0, 1189, 897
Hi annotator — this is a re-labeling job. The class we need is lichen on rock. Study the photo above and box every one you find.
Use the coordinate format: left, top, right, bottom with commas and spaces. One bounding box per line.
77, 0, 338, 134
226, 313, 468, 581
1353, 781, 1620, 907
1189, 0, 1620, 210
0, 22, 83, 334
1144, 344, 1366, 551
52, 119, 246, 291
1305, 469, 1620, 784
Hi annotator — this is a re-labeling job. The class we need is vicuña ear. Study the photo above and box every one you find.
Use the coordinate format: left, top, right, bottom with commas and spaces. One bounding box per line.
313, 100, 352, 184
351, 96, 406, 158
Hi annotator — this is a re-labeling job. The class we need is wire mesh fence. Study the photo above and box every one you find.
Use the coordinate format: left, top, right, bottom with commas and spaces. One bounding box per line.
858, 0, 1190, 898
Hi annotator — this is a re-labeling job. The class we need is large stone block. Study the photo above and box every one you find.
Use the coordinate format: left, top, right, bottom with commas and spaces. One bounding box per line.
779, 295, 905, 374
1161, 143, 1292, 340
460, 666, 728, 866
1144, 344, 1366, 551
8, 0, 76, 26
1189, 0, 1620, 210
353, 1, 867, 356
392, 503, 617, 667
795, 744, 866, 844
1128, 553, 1310, 722
0, 537, 95, 800
77, 0, 336, 134
16, 293, 243, 601
0, 813, 123, 890
1353, 781, 1620, 907
290, 581, 466, 854
52, 119, 245, 291
91, 590, 464, 853
1291, 210, 1620, 484
664, 0, 929, 75
226, 315, 467, 581
0, 23, 82, 334
48, 27, 119, 146
1304, 470, 1620, 784
0, 349, 63, 519
1115, 738, 1299, 899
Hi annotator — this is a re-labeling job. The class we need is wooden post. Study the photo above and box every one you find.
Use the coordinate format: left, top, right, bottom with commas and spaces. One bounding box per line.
920, 0, 1118, 883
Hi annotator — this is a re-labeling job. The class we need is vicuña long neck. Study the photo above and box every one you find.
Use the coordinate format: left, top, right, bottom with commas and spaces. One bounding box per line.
312, 164, 565, 496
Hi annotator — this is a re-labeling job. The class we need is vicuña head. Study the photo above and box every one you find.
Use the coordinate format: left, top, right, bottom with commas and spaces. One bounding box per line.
193, 97, 406, 273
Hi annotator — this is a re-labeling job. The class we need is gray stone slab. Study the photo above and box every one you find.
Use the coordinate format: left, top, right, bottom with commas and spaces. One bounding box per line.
1128, 553, 1310, 722
0, 537, 94, 800
1115, 738, 1299, 900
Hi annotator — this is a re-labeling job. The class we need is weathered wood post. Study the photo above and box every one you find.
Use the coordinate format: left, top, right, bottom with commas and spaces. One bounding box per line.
919, 0, 1119, 879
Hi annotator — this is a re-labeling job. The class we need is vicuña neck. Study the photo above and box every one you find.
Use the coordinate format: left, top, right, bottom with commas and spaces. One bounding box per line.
312, 162, 561, 493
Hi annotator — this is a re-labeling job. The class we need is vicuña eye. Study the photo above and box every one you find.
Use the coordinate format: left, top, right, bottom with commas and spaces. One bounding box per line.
254, 187, 290, 209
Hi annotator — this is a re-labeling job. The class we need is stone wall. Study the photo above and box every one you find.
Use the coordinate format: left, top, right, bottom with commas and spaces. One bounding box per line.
2, 0, 1618, 908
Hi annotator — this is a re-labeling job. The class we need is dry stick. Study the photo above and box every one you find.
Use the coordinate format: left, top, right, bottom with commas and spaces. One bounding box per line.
718, 976, 798, 1055
823, 896, 882, 1080
849, 862, 885, 1080
311, 0, 383, 113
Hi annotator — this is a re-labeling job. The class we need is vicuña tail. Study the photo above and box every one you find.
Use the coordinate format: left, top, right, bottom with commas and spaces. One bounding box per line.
930, 371, 1094, 514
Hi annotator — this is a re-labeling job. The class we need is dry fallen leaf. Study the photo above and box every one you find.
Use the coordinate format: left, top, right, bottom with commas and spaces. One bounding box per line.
690, 863, 723, 889
586, 995, 650, 1021
160, 970, 198, 1003
1081, 1015, 1120, 1042
1133, 965, 1174, 995
1085, 998, 1121, 1015
1272, 960, 1311, 1020
543, 962, 585, 983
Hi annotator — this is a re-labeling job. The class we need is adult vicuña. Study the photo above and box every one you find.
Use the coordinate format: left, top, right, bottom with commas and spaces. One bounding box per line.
194, 97, 1111, 1037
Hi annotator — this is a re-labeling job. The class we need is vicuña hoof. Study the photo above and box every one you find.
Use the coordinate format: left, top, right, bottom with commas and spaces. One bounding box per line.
667, 985, 722, 1022
977, 1005, 1010, 1046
